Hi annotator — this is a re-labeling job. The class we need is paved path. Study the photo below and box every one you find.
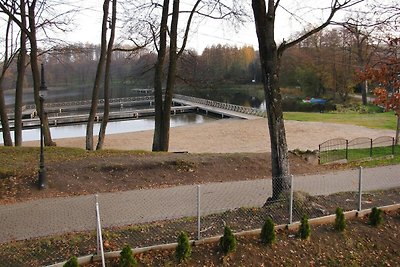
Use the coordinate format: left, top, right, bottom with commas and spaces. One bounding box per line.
0, 165, 399, 244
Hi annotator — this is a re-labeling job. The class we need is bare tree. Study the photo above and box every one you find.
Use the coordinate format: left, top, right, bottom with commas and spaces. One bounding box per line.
0, 0, 75, 146
252, 0, 363, 200
151, 0, 246, 151
14, 0, 28, 146
0, 13, 15, 146
96, 0, 117, 150
85, 0, 111, 151
340, 11, 385, 105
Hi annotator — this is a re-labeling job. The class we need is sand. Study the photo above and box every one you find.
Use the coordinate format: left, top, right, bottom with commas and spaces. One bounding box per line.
23, 118, 396, 153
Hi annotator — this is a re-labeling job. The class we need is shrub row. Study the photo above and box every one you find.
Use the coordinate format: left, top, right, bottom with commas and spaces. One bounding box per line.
63, 206, 384, 266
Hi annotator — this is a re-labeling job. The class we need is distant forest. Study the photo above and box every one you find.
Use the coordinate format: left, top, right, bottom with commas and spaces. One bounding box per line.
2, 27, 393, 102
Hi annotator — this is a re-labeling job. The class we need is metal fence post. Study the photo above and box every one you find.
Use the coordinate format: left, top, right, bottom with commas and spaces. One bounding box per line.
392, 137, 395, 155
370, 139, 373, 158
95, 195, 105, 267
345, 140, 349, 160
318, 144, 321, 164
358, 167, 363, 212
197, 185, 201, 240
289, 175, 294, 225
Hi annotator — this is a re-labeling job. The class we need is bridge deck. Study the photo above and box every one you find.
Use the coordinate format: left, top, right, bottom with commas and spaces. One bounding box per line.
13, 106, 196, 129
173, 99, 261, 120
5, 95, 266, 129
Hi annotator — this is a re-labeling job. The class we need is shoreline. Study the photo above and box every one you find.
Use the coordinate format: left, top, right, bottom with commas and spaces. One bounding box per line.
21, 118, 396, 153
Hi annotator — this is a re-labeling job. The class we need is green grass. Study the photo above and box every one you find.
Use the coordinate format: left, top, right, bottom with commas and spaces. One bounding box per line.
319, 145, 400, 164
0, 146, 148, 179
284, 111, 396, 130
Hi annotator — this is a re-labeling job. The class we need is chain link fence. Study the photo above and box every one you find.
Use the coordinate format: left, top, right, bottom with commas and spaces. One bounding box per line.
0, 168, 399, 266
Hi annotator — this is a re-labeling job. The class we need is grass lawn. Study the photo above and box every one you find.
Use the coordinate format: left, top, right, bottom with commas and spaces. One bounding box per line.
319, 145, 400, 164
284, 111, 396, 130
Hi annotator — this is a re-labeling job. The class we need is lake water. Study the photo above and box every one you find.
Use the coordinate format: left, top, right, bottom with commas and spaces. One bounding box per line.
1, 113, 217, 143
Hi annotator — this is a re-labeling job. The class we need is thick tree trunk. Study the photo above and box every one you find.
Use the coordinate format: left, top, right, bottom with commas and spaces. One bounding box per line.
159, 0, 179, 151
252, 0, 290, 200
28, 2, 55, 146
96, 0, 117, 150
0, 17, 13, 146
0, 77, 12, 146
152, 0, 169, 152
86, 0, 109, 151
14, 3, 27, 146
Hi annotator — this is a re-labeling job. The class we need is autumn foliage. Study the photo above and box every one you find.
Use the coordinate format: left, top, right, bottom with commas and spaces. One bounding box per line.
361, 48, 400, 115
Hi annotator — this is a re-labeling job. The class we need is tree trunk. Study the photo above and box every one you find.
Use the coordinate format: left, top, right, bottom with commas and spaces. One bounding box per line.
0, 16, 13, 146
0, 77, 12, 146
252, 0, 290, 200
14, 0, 27, 146
86, 0, 109, 151
152, 0, 169, 152
159, 0, 179, 151
96, 0, 117, 150
28, 2, 55, 146
396, 115, 400, 145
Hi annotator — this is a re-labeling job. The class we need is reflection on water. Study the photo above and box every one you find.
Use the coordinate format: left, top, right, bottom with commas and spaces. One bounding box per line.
1, 113, 216, 143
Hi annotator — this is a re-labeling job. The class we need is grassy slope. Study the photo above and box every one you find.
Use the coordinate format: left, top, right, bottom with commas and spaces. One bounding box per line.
284, 111, 396, 130
0, 146, 147, 179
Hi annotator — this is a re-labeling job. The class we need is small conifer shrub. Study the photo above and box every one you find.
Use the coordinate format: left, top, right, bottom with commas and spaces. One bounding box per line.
63, 256, 79, 267
369, 207, 383, 227
219, 226, 237, 254
298, 215, 311, 240
175, 232, 192, 263
119, 245, 137, 267
261, 217, 275, 245
334, 207, 346, 232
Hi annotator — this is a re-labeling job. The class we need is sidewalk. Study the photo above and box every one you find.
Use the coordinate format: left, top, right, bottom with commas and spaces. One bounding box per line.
0, 164, 399, 244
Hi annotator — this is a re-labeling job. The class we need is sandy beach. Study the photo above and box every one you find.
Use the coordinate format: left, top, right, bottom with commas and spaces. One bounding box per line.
23, 118, 396, 153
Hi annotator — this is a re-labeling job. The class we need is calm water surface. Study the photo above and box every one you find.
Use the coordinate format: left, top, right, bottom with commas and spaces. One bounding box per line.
1, 113, 217, 143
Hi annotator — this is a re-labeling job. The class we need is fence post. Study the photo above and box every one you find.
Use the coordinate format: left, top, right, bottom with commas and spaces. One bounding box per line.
318, 144, 321, 164
95, 195, 106, 267
197, 185, 201, 240
289, 175, 294, 225
358, 167, 363, 212
370, 139, 373, 158
345, 140, 349, 160
392, 137, 395, 155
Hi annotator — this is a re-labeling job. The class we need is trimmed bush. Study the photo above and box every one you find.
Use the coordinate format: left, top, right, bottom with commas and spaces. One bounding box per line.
63, 256, 79, 267
334, 207, 346, 232
298, 215, 311, 240
175, 232, 191, 263
369, 207, 383, 227
219, 226, 237, 254
119, 245, 137, 267
260, 217, 275, 245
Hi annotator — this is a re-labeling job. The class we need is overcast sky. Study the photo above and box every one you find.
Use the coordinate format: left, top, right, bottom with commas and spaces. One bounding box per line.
52, 0, 368, 54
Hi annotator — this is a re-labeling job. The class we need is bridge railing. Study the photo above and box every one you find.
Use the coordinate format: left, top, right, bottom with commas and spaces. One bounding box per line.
24, 94, 267, 118
173, 94, 267, 118
25, 96, 154, 110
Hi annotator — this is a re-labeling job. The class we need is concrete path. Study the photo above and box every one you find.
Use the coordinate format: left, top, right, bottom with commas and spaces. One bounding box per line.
0, 165, 399, 244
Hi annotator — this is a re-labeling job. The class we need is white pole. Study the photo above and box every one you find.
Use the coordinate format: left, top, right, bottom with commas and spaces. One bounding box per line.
358, 167, 363, 211
197, 185, 201, 240
95, 194, 106, 267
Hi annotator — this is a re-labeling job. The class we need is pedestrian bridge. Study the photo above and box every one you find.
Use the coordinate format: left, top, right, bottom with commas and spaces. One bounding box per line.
14, 94, 266, 129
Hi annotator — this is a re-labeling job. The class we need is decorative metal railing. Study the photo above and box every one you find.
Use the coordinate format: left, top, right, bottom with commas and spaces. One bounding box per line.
173, 94, 267, 118
319, 136, 397, 164
24, 94, 267, 118
24, 96, 154, 110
